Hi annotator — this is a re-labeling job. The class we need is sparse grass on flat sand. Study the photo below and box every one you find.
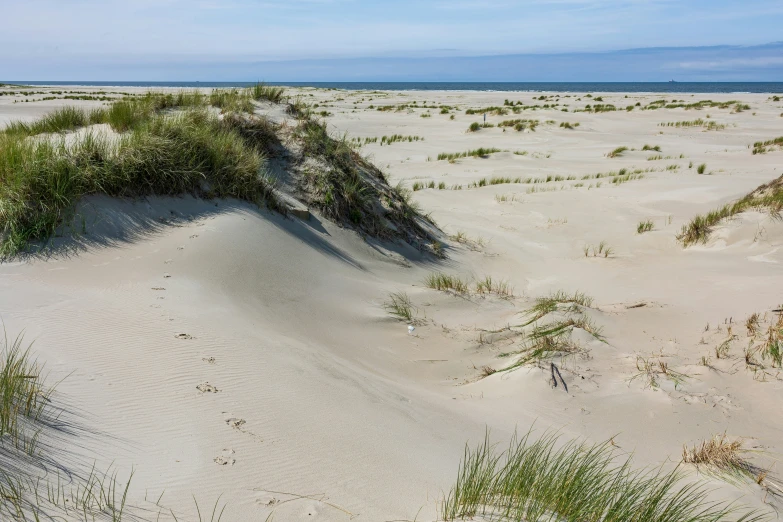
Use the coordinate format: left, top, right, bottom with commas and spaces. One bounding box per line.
607, 146, 628, 158
437, 148, 503, 162
443, 430, 764, 522
499, 290, 601, 371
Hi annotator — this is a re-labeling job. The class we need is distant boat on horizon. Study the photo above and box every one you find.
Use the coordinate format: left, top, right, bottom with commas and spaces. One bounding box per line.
669, 80, 677, 83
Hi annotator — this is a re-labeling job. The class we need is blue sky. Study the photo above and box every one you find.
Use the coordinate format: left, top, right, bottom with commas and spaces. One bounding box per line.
2, 0, 783, 81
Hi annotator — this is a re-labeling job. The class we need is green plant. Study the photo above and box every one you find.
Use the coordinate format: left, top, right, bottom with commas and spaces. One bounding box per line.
437, 148, 504, 162
584, 241, 614, 258
0, 109, 279, 256
631, 356, 689, 389
251, 82, 285, 103
0, 331, 53, 445
678, 174, 783, 245
424, 273, 469, 294
442, 430, 764, 522
637, 220, 654, 234
383, 291, 416, 322
697, 163, 707, 174
607, 146, 628, 158
474, 276, 513, 298
751, 136, 783, 154
468, 122, 480, 132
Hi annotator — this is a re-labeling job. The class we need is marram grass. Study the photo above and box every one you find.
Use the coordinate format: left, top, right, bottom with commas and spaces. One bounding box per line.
443, 429, 766, 522
0, 108, 278, 256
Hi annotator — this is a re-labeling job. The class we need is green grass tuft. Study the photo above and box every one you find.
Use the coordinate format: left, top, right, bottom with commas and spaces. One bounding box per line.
678, 175, 783, 245
383, 291, 417, 322
443, 429, 765, 522
437, 148, 503, 162
607, 146, 628, 158
637, 220, 654, 234
0, 108, 279, 256
424, 273, 470, 294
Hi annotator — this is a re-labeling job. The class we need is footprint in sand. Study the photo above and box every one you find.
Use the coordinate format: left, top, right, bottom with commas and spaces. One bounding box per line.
202, 356, 216, 364
164, 259, 173, 264
196, 382, 219, 393
177, 246, 184, 251
190, 234, 199, 239
163, 273, 171, 279
214, 449, 235, 466
226, 418, 246, 429
151, 287, 166, 291
175, 333, 193, 340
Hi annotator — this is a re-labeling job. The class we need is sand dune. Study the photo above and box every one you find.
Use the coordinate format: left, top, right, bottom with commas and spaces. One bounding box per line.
1, 85, 782, 520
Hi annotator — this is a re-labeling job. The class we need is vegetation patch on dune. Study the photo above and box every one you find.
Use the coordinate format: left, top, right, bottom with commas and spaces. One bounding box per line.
659, 119, 728, 131
494, 291, 601, 371
443, 430, 765, 522
0, 85, 439, 256
678, 174, 783, 246
751, 136, 783, 155
437, 148, 504, 162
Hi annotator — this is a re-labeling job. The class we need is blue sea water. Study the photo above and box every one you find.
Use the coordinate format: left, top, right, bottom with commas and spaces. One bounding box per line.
10, 81, 783, 94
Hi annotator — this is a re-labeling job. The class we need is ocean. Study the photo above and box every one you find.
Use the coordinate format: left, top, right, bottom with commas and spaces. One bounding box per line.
9, 81, 783, 94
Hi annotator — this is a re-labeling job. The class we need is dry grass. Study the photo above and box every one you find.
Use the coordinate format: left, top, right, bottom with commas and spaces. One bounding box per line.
682, 434, 771, 488
631, 356, 689, 389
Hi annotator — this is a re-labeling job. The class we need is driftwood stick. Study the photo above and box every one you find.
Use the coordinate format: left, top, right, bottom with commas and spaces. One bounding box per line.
551, 362, 568, 393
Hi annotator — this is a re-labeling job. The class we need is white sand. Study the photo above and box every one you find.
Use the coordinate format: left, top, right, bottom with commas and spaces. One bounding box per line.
1, 86, 782, 520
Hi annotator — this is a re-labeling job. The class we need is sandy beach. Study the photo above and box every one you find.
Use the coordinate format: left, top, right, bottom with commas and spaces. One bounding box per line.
1, 85, 782, 521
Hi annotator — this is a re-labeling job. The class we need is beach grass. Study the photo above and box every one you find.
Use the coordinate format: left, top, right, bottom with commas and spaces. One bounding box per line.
0, 108, 278, 256
682, 434, 764, 485
0, 331, 53, 449
383, 291, 417, 322
637, 220, 654, 234
443, 430, 765, 522
678, 174, 783, 245
607, 146, 628, 158
424, 273, 470, 294
751, 136, 783, 155
437, 148, 503, 162
1, 86, 439, 256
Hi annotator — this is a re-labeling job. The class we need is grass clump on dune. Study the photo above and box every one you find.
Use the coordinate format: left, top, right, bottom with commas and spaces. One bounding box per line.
1, 85, 440, 257
0, 109, 279, 256
424, 273, 470, 294
0, 332, 53, 449
499, 290, 599, 370
475, 276, 513, 298
443, 430, 765, 522
659, 119, 727, 131
437, 148, 503, 162
383, 291, 417, 323
683, 434, 766, 485
637, 220, 654, 234
607, 146, 628, 158
678, 174, 783, 246
751, 136, 783, 155
295, 118, 436, 246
